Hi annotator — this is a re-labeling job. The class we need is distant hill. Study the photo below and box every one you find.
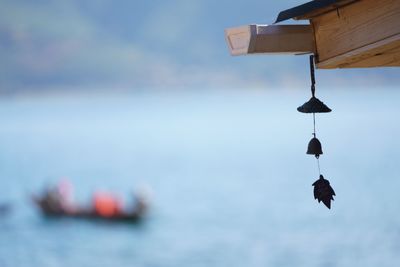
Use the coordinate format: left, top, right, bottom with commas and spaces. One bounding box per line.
0, 0, 398, 93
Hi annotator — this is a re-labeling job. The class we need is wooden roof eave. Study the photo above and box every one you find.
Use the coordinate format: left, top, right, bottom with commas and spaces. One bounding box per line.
226, 0, 400, 69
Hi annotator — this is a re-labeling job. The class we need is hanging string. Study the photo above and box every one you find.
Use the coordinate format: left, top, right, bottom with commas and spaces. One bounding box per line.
311, 55, 320, 174
310, 55, 315, 97
313, 113, 316, 137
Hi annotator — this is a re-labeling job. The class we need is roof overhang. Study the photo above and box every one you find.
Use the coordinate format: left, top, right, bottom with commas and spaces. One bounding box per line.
225, 0, 400, 69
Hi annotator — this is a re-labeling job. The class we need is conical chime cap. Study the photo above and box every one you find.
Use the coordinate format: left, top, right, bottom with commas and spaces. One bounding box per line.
297, 96, 332, 113
307, 137, 323, 157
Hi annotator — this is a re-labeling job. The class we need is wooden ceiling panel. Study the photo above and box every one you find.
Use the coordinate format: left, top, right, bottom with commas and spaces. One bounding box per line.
313, 0, 400, 68
316, 34, 400, 68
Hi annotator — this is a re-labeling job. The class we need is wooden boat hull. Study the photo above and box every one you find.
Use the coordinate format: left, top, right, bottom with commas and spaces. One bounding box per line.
32, 196, 145, 223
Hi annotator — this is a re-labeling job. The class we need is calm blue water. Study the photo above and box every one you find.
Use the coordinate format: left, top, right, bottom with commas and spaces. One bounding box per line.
1, 88, 400, 267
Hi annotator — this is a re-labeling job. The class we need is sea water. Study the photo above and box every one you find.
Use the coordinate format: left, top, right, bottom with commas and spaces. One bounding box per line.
1, 88, 400, 267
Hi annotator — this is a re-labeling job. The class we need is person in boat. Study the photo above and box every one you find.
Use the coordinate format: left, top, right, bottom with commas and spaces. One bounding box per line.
41, 185, 63, 214
35, 179, 75, 215
92, 192, 123, 218
130, 190, 148, 215
57, 179, 76, 213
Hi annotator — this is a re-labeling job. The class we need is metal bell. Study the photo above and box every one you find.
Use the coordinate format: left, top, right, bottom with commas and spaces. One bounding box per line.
307, 137, 323, 158
297, 96, 332, 113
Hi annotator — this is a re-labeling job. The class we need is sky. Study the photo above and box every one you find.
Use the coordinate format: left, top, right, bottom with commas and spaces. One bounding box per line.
0, 0, 399, 93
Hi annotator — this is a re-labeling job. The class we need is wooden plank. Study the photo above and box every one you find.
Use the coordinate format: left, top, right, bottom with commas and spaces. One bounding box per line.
312, 0, 400, 64
317, 34, 400, 68
347, 46, 400, 68
225, 24, 314, 56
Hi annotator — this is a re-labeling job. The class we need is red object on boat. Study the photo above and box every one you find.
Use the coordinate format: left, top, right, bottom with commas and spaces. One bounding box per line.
93, 192, 122, 217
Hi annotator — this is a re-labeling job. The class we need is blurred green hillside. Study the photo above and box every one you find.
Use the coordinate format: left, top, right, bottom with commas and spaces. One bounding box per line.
0, 0, 398, 93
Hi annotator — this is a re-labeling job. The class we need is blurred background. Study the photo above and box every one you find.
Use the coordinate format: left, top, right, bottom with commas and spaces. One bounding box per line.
1, 0, 400, 266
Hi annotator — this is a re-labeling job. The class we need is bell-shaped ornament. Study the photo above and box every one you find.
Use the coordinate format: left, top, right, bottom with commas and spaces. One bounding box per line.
297, 96, 332, 113
307, 137, 323, 158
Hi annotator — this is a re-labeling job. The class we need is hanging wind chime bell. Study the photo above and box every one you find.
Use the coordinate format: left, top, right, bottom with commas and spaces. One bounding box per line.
307, 137, 322, 158
298, 55, 336, 209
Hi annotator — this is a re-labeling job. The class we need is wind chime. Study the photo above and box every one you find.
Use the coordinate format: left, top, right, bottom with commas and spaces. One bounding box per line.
297, 55, 336, 209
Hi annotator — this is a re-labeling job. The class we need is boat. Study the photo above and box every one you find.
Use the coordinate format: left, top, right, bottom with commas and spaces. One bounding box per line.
32, 188, 148, 223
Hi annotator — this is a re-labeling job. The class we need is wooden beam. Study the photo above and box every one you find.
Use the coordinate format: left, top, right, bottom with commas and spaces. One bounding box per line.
316, 34, 400, 68
225, 24, 314, 56
312, 0, 400, 68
